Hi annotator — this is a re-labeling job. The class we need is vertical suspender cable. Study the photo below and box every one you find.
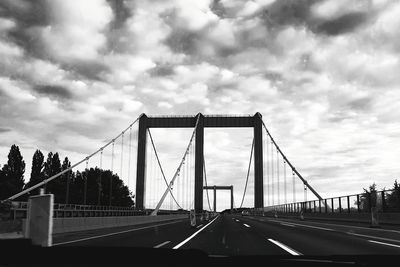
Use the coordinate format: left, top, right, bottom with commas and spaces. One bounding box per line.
271, 140, 274, 206
266, 135, 270, 206
179, 162, 183, 208
189, 145, 192, 209
98, 150, 103, 205
276, 148, 280, 205
292, 170, 296, 203
127, 127, 132, 190
121, 133, 124, 181
150, 136, 155, 207
110, 141, 115, 206
263, 132, 265, 207
148, 139, 151, 207
186, 149, 189, 209
304, 182, 307, 202
284, 160, 287, 204
266, 134, 269, 206
192, 144, 195, 209
186, 148, 189, 210
65, 160, 70, 205
84, 159, 88, 205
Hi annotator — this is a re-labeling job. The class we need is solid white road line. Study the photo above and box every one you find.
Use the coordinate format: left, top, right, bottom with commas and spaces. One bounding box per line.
196, 224, 203, 229
173, 216, 219, 249
243, 224, 251, 228
268, 238, 302, 256
348, 232, 400, 244
268, 218, 400, 234
280, 223, 296, 227
154, 241, 171, 248
267, 219, 333, 231
368, 240, 400, 248
53, 220, 184, 246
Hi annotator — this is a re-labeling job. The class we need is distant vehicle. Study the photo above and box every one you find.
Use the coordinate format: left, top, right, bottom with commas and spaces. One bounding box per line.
241, 210, 249, 216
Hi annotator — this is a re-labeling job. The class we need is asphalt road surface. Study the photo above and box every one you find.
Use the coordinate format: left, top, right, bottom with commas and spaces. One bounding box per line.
53, 214, 400, 256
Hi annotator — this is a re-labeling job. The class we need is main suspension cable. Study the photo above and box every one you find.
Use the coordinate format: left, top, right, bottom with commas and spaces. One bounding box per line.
240, 137, 255, 208
4, 115, 141, 201
260, 119, 323, 201
151, 115, 200, 215
203, 156, 212, 211
147, 129, 182, 209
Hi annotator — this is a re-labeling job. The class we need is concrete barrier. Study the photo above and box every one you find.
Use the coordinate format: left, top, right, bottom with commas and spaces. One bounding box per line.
31, 214, 188, 234
25, 194, 53, 246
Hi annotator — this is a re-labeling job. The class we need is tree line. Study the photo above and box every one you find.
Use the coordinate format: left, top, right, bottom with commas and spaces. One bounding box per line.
0, 144, 134, 207
359, 181, 400, 212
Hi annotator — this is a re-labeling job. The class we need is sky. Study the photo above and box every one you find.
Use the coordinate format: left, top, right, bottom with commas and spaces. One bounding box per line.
1, 0, 400, 211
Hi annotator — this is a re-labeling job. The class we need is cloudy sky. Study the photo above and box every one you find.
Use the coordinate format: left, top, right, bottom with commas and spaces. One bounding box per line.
1, 0, 400, 210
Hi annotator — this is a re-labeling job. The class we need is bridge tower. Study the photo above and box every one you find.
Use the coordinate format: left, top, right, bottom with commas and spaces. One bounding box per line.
135, 113, 264, 212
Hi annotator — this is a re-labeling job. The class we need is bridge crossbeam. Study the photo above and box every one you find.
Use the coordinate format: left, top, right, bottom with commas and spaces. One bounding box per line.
203, 186, 234, 212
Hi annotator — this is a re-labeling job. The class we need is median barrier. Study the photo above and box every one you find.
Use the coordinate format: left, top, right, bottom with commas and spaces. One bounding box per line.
22, 214, 188, 234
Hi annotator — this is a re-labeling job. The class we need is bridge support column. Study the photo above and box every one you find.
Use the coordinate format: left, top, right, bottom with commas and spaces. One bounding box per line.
213, 186, 217, 212
195, 113, 204, 213
231, 186, 234, 212
254, 113, 264, 208
136, 114, 148, 210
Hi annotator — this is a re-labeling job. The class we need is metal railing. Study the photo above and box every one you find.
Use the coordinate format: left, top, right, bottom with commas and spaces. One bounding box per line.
255, 189, 400, 214
1, 201, 189, 220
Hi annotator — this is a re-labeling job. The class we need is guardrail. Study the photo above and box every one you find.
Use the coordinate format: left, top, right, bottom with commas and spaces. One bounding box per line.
252, 189, 400, 215
1, 201, 189, 220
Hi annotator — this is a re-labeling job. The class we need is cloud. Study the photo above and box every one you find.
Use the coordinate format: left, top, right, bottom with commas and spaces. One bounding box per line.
0, 77, 35, 102
316, 12, 369, 35
0, 127, 11, 133
102, 54, 156, 84
34, 85, 73, 100
38, 0, 113, 62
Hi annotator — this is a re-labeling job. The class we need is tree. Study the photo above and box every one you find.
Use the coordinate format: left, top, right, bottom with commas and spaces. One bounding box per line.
70, 168, 134, 207
24, 149, 45, 197
44, 152, 64, 202
0, 167, 7, 200
69, 170, 84, 204
94, 169, 133, 207
62, 157, 72, 204
358, 183, 377, 212
0, 145, 25, 200
387, 180, 400, 212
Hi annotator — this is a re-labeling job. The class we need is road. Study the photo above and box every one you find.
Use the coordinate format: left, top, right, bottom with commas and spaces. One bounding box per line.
53, 214, 400, 255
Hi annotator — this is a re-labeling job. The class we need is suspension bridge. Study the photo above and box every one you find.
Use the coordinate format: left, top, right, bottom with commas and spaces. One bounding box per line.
2, 113, 400, 257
